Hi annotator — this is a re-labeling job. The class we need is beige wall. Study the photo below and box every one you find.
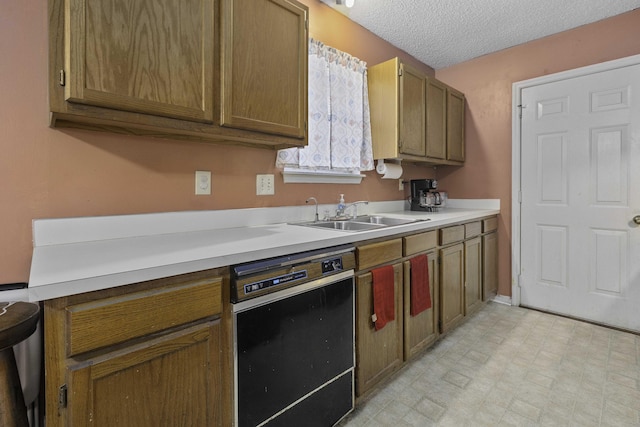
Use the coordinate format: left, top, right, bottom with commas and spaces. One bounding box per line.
0, 0, 432, 283
435, 9, 640, 297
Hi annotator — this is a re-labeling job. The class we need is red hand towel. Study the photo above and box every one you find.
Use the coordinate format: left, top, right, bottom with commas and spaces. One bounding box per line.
372, 265, 395, 331
410, 254, 432, 316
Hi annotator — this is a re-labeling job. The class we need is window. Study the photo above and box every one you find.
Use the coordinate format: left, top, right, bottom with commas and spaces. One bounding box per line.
276, 39, 373, 184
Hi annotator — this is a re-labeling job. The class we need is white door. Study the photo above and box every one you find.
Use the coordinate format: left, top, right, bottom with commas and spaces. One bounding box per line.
519, 62, 640, 332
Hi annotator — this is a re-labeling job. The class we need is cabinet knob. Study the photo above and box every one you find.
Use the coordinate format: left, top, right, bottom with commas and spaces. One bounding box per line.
634, 215, 640, 225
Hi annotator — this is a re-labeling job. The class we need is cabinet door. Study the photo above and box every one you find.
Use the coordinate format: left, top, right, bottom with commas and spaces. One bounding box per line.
483, 231, 498, 300
403, 251, 439, 360
440, 243, 464, 333
221, 0, 307, 138
65, 0, 215, 123
66, 322, 221, 427
425, 77, 447, 159
355, 263, 403, 397
464, 237, 483, 316
446, 88, 465, 162
399, 63, 426, 157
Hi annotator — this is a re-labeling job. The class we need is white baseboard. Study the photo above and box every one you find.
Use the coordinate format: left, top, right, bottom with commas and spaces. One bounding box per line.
491, 294, 512, 306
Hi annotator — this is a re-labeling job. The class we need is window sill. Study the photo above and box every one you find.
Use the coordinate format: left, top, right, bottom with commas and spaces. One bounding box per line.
281, 167, 365, 184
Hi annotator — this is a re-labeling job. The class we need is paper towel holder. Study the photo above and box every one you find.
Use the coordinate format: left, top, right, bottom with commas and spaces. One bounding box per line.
376, 159, 403, 180
376, 159, 401, 167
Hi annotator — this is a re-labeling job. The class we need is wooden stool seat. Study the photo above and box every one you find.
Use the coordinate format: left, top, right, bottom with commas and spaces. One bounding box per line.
0, 302, 40, 427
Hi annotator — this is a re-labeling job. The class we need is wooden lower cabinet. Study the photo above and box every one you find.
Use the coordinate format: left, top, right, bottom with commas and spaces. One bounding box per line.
352, 218, 497, 400
439, 243, 464, 334
44, 270, 226, 427
482, 217, 499, 302
355, 263, 404, 397
464, 236, 483, 316
403, 251, 439, 360
66, 322, 221, 426
483, 231, 499, 300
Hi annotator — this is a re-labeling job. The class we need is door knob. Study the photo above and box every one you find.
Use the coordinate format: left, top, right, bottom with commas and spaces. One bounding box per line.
634, 215, 640, 225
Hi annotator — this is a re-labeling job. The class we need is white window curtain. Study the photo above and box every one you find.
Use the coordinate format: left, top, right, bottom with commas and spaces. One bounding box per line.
276, 39, 374, 173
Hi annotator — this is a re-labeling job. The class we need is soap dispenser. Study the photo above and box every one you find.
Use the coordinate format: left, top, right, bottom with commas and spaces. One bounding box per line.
337, 194, 346, 217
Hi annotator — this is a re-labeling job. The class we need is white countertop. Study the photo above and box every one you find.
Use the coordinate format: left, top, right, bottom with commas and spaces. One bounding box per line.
19, 199, 499, 302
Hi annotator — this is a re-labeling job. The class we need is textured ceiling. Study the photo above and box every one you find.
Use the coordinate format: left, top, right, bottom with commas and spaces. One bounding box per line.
320, 0, 640, 69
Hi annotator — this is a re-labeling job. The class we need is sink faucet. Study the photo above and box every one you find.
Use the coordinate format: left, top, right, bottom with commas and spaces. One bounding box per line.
345, 201, 369, 219
305, 197, 319, 222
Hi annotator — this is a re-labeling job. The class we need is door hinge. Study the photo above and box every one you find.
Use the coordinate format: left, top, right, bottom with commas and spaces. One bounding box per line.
59, 384, 68, 409
398, 67, 403, 77
59, 69, 66, 86
517, 104, 526, 118
518, 190, 522, 204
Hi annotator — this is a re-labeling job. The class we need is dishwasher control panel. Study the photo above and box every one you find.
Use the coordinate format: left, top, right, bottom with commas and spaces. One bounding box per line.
231, 245, 355, 303
321, 257, 343, 274
243, 270, 308, 296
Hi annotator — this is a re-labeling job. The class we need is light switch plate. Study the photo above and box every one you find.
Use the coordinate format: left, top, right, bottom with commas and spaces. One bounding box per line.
195, 171, 211, 195
256, 174, 275, 195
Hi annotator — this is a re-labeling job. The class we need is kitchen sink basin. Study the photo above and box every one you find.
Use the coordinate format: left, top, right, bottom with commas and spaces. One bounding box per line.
351, 215, 422, 226
297, 220, 386, 232
293, 215, 426, 232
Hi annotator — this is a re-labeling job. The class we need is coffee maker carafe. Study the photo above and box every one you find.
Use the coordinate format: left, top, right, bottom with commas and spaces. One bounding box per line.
410, 179, 441, 212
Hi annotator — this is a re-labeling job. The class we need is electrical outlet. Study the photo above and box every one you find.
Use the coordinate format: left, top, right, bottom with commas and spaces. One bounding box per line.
195, 171, 211, 195
256, 174, 275, 195
399, 179, 404, 191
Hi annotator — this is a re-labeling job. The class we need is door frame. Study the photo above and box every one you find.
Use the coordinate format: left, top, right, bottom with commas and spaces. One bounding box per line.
511, 53, 640, 307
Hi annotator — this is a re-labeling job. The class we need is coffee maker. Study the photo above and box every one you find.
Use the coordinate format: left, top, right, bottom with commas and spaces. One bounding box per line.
410, 179, 442, 212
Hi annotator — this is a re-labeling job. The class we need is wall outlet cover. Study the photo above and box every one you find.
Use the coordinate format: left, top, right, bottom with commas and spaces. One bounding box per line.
195, 171, 211, 195
256, 174, 275, 196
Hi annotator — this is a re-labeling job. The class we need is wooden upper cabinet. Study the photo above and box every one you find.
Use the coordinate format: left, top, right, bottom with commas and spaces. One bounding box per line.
446, 87, 465, 162
368, 57, 465, 164
50, 0, 307, 148
399, 63, 426, 157
221, 0, 308, 138
369, 58, 426, 162
425, 77, 447, 160
65, 0, 215, 123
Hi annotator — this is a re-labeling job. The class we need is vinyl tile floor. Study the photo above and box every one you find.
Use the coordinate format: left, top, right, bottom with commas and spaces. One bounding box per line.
338, 302, 640, 427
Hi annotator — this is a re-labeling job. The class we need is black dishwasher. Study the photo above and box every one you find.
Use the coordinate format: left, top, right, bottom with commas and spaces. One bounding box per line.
231, 245, 355, 427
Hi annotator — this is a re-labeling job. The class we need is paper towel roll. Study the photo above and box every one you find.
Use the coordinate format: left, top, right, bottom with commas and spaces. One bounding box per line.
376, 161, 403, 179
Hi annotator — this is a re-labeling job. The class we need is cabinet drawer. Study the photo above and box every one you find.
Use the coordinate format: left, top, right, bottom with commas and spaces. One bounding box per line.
404, 231, 437, 256
465, 221, 482, 239
483, 217, 498, 233
66, 277, 222, 356
356, 239, 403, 270
439, 225, 464, 246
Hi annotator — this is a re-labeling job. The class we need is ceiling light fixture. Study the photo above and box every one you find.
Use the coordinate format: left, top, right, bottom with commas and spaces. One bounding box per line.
336, 0, 355, 8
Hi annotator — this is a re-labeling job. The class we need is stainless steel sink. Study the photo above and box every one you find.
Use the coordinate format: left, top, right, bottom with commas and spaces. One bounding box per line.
293, 215, 425, 232
296, 220, 386, 232
351, 215, 423, 226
